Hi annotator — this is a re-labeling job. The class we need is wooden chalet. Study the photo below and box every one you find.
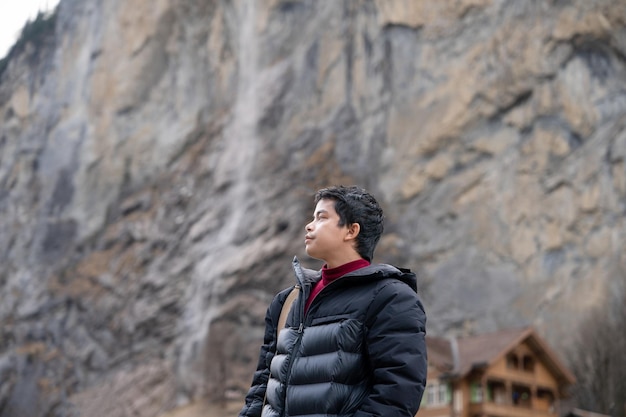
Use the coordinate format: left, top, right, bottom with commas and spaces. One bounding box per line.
417, 327, 576, 417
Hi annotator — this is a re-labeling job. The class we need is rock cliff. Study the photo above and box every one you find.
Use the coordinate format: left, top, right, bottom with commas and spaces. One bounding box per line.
0, 0, 625, 416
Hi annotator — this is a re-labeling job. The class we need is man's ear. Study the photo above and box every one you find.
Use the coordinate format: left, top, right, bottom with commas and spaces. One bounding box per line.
345, 223, 360, 242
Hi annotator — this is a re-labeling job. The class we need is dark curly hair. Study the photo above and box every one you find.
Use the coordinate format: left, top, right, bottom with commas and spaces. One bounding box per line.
314, 185, 384, 262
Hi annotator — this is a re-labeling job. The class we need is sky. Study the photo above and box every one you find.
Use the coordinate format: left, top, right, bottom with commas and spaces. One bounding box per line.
0, 0, 60, 59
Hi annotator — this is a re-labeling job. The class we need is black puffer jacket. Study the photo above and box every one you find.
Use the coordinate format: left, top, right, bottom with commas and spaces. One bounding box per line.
239, 257, 427, 417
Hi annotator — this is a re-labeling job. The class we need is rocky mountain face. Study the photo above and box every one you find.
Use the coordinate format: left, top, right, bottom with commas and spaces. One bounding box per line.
1, 0, 625, 416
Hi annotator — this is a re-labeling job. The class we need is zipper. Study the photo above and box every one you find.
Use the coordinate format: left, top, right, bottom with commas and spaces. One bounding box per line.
279, 316, 305, 417
280, 261, 308, 417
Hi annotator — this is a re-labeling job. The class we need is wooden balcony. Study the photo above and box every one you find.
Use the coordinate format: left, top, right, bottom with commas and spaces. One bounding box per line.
468, 401, 556, 417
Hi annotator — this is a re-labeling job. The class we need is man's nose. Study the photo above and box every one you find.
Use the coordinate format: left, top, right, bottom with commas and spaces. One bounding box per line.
305, 221, 313, 231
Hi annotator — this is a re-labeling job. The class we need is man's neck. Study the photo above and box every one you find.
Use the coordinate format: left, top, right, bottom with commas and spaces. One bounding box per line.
322, 258, 370, 283
324, 253, 363, 269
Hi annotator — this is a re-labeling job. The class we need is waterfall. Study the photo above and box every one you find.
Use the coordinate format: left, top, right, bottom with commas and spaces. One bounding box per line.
176, 0, 259, 401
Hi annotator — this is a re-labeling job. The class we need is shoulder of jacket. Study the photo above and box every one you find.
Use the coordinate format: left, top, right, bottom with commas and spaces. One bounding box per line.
269, 285, 298, 311
274, 285, 298, 302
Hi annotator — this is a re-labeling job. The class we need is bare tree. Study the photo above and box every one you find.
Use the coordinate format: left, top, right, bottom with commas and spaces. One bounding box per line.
566, 270, 626, 417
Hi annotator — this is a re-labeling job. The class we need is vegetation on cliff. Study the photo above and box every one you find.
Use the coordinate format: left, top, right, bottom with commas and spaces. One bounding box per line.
0, 9, 57, 78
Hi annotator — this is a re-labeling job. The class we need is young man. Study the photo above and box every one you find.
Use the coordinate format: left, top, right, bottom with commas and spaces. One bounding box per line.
239, 185, 427, 417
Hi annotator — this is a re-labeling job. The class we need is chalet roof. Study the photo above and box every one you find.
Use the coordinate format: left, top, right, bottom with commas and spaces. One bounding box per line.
426, 336, 454, 372
427, 326, 576, 386
455, 327, 530, 376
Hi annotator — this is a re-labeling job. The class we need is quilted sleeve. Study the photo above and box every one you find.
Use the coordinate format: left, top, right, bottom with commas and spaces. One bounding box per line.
354, 280, 427, 417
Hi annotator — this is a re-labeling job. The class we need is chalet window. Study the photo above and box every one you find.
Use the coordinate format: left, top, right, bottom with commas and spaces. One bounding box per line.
427, 384, 436, 406
438, 383, 449, 404
424, 382, 451, 407
506, 353, 519, 369
522, 355, 535, 372
470, 382, 483, 403
512, 384, 532, 407
487, 380, 507, 404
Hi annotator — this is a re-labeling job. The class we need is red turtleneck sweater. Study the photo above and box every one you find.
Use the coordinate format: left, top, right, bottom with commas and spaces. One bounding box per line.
304, 258, 370, 314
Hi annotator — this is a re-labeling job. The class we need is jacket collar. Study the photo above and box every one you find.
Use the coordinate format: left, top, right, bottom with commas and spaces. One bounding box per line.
292, 256, 418, 292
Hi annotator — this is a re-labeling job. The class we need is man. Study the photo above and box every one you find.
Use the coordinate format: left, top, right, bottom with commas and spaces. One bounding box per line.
239, 185, 427, 417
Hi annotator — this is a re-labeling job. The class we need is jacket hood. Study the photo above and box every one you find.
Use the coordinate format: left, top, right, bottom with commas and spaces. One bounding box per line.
292, 256, 418, 292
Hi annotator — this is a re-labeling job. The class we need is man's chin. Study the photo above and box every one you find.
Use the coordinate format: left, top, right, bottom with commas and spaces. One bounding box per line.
304, 248, 321, 260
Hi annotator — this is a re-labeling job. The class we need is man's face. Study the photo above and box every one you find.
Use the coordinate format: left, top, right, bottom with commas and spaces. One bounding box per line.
304, 198, 350, 263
